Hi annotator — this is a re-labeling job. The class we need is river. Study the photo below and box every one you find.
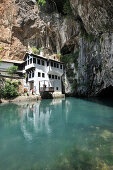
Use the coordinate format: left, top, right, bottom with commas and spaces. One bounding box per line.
0, 97, 113, 170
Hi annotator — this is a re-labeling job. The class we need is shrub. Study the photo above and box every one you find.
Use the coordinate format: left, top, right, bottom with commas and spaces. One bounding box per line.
31, 47, 38, 54
1, 80, 19, 99
37, 0, 46, 6
7, 66, 18, 76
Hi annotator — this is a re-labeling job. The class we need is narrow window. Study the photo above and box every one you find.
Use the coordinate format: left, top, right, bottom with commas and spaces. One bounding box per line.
57, 63, 59, 68
30, 58, 32, 64
49, 74, 51, 79
33, 58, 36, 64
52, 75, 54, 79
42, 73, 45, 78
54, 62, 56, 67
25, 61, 27, 66
58, 76, 60, 80
56, 87, 58, 90
37, 59, 40, 65
29, 73, 31, 78
41, 60, 44, 66
47, 61, 49, 66
51, 61, 53, 67
55, 75, 57, 79
60, 64, 62, 69
38, 72, 41, 77
32, 72, 34, 77
28, 60, 29, 65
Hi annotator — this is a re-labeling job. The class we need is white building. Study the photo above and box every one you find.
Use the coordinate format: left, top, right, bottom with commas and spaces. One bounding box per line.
23, 53, 64, 95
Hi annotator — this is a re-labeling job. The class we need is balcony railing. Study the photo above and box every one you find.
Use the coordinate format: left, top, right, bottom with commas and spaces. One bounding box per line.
39, 87, 54, 92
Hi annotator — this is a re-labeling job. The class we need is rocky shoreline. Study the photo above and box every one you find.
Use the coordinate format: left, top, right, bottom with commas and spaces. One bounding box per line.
0, 94, 65, 103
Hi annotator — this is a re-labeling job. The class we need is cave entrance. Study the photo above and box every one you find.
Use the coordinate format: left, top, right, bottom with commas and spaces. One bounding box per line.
97, 85, 113, 98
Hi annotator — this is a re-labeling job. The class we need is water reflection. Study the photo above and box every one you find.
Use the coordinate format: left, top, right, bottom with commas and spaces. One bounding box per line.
1, 98, 113, 170
19, 99, 66, 142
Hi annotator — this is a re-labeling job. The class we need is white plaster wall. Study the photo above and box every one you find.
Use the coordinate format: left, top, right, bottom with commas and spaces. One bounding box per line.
24, 55, 64, 94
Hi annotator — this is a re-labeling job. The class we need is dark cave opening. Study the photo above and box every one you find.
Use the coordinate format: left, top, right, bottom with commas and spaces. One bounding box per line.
97, 85, 113, 98
40, 0, 71, 15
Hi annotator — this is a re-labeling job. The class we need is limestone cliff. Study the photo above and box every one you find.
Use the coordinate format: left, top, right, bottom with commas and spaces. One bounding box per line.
0, 0, 113, 96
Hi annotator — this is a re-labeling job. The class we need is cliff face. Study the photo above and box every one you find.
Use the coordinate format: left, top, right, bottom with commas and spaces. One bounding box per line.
69, 0, 113, 96
0, 0, 77, 60
0, 0, 113, 96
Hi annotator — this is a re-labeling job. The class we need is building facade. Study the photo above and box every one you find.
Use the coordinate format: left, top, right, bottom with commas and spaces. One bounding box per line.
0, 53, 64, 95
24, 53, 64, 95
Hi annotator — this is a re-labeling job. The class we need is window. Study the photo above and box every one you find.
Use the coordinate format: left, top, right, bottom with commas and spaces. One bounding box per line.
56, 87, 58, 90
58, 76, 60, 80
33, 58, 36, 64
30, 58, 32, 64
52, 75, 54, 79
28, 60, 29, 65
38, 72, 41, 77
47, 61, 49, 66
25, 61, 27, 66
42, 73, 45, 78
57, 63, 59, 68
55, 75, 57, 79
49, 74, 51, 78
29, 73, 31, 78
37, 59, 40, 65
54, 62, 56, 67
51, 61, 53, 67
60, 64, 62, 69
41, 60, 44, 66
32, 72, 34, 77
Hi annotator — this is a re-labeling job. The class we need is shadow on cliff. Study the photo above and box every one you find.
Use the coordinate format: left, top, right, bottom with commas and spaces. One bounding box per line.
82, 86, 113, 108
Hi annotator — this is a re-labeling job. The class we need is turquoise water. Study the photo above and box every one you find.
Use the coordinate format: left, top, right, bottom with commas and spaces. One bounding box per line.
0, 98, 113, 170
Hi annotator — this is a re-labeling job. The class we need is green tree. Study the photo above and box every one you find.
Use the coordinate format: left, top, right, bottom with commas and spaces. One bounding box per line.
1, 80, 19, 99
37, 0, 46, 6
7, 66, 18, 76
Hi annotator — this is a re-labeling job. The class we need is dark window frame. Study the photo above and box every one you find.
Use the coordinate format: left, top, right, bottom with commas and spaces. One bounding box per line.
37, 59, 40, 65
55, 75, 57, 79
29, 73, 31, 78
30, 58, 32, 64
51, 61, 53, 67
52, 75, 54, 79
42, 73, 45, 78
41, 60, 45, 66
38, 72, 41, 77
49, 74, 51, 79
60, 64, 62, 69
33, 57, 36, 64
32, 72, 34, 77
54, 62, 56, 67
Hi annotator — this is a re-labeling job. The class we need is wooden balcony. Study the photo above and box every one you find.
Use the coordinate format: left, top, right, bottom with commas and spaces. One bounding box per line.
39, 87, 54, 92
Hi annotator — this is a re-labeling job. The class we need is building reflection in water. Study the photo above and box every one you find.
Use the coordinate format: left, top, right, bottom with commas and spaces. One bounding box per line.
19, 98, 67, 142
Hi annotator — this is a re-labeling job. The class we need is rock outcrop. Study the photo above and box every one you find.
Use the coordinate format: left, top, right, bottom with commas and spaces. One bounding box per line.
69, 0, 113, 96
0, 0, 113, 96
